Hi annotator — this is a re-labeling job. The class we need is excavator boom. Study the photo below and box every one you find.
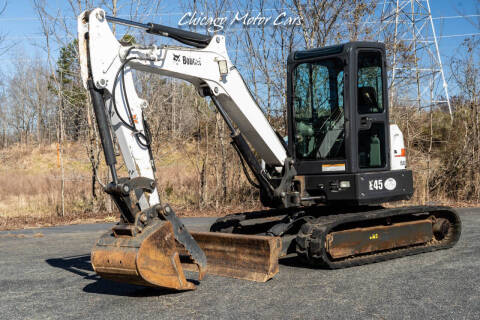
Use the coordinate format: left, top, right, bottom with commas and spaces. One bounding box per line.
79, 9, 283, 290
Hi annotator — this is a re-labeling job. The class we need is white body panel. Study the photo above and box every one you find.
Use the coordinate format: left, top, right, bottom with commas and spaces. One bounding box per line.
389, 124, 407, 170
79, 10, 160, 209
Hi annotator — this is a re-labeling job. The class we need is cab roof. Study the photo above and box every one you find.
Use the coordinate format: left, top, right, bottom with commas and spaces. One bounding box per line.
288, 41, 385, 62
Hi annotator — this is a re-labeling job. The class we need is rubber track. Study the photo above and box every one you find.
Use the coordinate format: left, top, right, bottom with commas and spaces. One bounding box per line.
295, 206, 462, 269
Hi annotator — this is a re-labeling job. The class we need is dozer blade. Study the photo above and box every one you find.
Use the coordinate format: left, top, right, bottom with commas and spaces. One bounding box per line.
179, 232, 282, 282
91, 220, 196, 290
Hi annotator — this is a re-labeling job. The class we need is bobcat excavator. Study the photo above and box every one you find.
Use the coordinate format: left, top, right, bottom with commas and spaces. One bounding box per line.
78, 8, 461, 290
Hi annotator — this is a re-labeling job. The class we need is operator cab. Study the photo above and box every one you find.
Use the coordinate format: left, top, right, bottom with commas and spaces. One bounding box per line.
286, 42, 413, 205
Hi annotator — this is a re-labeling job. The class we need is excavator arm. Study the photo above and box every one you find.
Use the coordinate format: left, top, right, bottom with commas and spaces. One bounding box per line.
79, 9, 299, 210
78, 9, 283, 290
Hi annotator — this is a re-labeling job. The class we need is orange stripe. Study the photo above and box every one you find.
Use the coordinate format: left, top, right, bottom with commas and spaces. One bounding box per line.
395, 148, 406, 157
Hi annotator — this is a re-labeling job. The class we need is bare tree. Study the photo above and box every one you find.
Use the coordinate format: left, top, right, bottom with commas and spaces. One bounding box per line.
444, 38, 480, 201
0, 80, 6, 148
30, 0, 164, 213
4, 56, 54, 145
0, 1, 9, 56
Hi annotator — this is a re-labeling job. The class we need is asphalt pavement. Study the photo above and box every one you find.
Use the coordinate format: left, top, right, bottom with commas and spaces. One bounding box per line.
0, 210, 479, 320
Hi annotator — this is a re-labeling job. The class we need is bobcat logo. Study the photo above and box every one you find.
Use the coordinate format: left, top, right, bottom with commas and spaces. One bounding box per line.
173, 54, 180, 62
182, 56, 201, 66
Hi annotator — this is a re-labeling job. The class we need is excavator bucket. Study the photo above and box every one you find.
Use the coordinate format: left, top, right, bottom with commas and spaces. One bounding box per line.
91, 219, 282, 290
91, 220, 196, 290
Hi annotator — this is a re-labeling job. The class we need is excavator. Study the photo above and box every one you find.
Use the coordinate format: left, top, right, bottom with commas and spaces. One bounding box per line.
78, 8, 461, 291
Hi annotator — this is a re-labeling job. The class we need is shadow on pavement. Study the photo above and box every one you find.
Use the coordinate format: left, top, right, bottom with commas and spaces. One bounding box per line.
46, 255, 96, 279
83, 279, 184, 297
279, 255, 319, 270
46, 254, 190, 297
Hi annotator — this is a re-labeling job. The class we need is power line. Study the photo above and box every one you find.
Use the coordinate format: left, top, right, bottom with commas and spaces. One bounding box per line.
2, 28, 480, 63
4, 29, 480, 42
437, 32, 480, 39
0, 7, 295, 22
1, 11, 479, 22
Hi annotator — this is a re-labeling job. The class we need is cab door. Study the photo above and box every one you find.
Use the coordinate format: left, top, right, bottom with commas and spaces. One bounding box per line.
289, 57, 347, 175
354, 49, 390, 171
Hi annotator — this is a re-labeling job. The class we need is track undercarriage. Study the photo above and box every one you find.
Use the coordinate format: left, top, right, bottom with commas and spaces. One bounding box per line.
210, 206, 461, 268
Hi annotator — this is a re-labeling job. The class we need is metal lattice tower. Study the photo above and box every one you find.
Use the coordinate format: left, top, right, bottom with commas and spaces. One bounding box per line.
379, 0, 453, 118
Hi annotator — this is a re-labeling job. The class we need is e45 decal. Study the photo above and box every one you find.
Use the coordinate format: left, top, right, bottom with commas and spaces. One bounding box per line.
368, 178, 397, 191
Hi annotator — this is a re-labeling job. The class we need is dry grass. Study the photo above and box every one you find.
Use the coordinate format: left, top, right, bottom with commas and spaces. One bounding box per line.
1, 123, 478, 231
0, 143, 94, 218
0, 141, 258, 230
0, 232, 44, 238
0, 143, 115, 229
0, 212, 114, 230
